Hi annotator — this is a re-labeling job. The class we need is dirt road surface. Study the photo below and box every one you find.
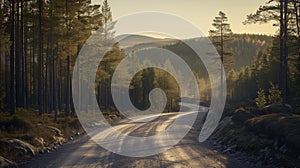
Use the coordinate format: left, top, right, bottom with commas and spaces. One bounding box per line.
22, 107, 257, 168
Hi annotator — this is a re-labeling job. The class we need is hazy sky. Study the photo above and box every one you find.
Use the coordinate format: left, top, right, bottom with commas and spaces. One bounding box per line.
92, 0, 276, 38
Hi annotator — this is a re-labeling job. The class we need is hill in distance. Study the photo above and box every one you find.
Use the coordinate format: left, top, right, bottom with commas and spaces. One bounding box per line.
115, 34, 179, 50
116, 34, 272, 70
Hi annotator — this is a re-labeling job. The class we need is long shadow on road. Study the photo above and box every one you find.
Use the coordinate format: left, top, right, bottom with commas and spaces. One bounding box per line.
21, 112, 256, 168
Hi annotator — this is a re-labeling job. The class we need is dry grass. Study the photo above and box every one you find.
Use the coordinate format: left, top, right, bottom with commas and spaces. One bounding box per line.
0, 108, 83, 162
246, 113, 300, 151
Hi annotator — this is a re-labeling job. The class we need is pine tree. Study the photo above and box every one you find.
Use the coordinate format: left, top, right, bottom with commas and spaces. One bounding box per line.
244, 0, 300, 102
209, 11, 234, 71
101, 0, 114, 40
209, 11, 234, 98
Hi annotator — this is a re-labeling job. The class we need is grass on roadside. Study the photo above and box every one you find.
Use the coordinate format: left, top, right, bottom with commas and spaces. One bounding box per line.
0, 108, 83, 162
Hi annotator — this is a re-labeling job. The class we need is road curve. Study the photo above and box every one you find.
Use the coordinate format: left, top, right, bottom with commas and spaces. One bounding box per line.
22, 110, 252, 168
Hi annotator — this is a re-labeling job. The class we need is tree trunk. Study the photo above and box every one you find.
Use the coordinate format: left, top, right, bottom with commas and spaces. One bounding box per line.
279, 0, 284, 99
220, 21, 224, 99
10, 0, 16, 115
44, 42, 49, 114
53, 46, 59, 122
65, 55, 70, 116
58, 58, 62, 111
15, 0, 21, 107
38, 0, 44, 115
21, 0, 25, 107
24, 5, 29, 108
293, 0, 300, 82
283, 0, 288, 103
5, 53, 10, 106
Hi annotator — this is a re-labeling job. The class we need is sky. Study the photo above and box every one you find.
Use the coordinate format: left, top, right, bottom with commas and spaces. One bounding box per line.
92, 0, 276, 38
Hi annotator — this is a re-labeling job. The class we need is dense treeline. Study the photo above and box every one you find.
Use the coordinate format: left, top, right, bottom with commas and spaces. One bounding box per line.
229, 34, 272, 70
161, 1, 300, 105
0, 0, 182, 118
0, 0, 120, 119
160, 34, 272, 102
230, 0, 300, 105
244, 0, 300, 104
201, 1, 300, 106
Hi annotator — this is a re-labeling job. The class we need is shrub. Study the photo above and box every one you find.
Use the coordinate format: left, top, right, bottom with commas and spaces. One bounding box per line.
255, 88, 267, 110
268, 83, 282, 104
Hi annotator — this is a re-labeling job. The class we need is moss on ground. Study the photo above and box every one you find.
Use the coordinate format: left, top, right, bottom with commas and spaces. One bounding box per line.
213, 108, 300, 167
0, 108, 84, 163
246, 113, 300, 152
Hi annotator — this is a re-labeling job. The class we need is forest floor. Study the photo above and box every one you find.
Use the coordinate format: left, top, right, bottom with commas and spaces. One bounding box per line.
0, 109, 85, 167
211, 106, 300, 168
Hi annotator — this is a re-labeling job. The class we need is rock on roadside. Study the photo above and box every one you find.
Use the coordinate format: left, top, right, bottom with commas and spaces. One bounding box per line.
0, 156, 16, 168
47, 126, 63, 136
6, 139, 37, 156
263, 104, 292, 114
232, 108, 255, 125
